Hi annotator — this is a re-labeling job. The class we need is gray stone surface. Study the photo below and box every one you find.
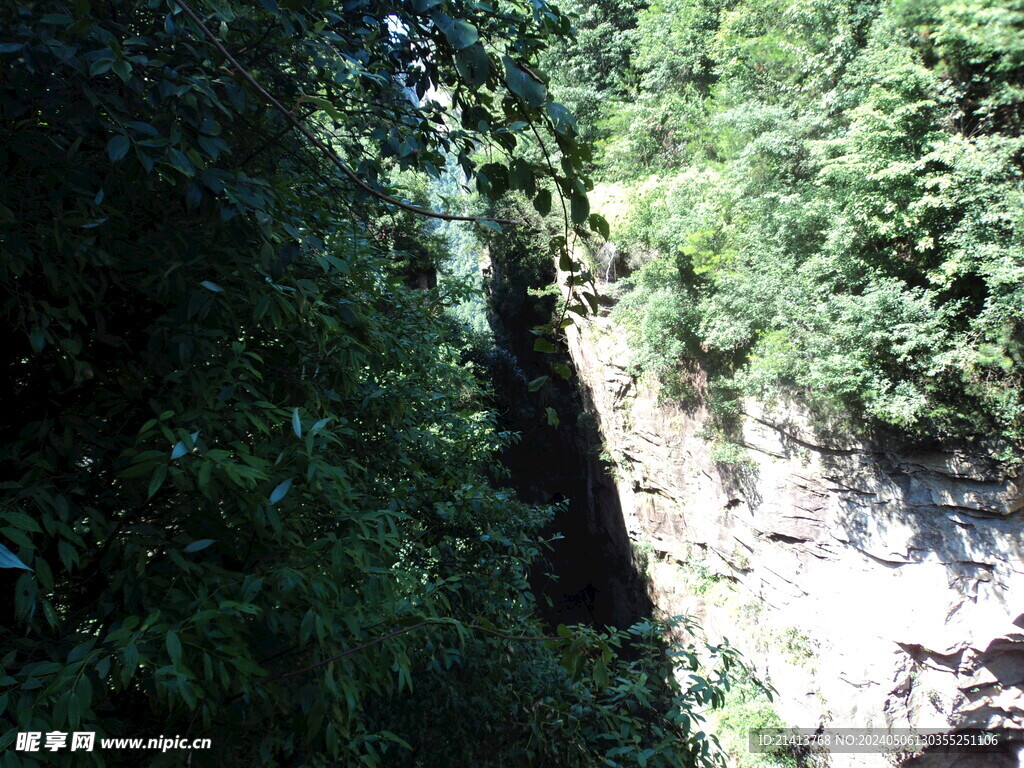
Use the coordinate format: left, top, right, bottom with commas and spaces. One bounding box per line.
565, 311, 1024, 766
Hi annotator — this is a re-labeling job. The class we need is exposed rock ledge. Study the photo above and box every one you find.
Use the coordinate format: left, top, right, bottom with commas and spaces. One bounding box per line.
565, 312, 1024, 766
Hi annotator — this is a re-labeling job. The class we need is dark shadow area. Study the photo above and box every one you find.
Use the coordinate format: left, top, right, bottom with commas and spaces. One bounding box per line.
478, 226, 651, 631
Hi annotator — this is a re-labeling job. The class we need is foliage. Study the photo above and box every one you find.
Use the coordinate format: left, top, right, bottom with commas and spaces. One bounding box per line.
709, 673, 800, 768
378, 616, 741, 768
581, 0, 1024, 448
0, 0, 733, 765
541, 0, 646, 143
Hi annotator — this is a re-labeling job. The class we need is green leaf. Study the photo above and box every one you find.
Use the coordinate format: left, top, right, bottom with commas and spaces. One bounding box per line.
545, 407, 559, 426
477, 162, 509, 199
147, 464, 168, 499
433, 14, 479, 50
292, 408, 302, 438
167, 148, 194, 176
533, 337, 557, 353
183, 539, 215, 553
28, 329, 45, 352
166, 631, 182, 666
0, 542, 31, 571
200, 280, 223, 292
594, 658, 609, 688
546, 102, 576, 135
509, 159, 534, 195
570, 193, 589, 225
527, 375, 549, 391
128, 121, 160, 137
3, 513, 41, 535
455, 43, 489, 89
122, 644, 139, 679
170, 441, 188, 460
588, 213, 610, 240
14, 572, 36, 619
533, 189, 552, 216
34, 558, 53, 590
502, 56, 546, 107
269, 478, 292, 505
112, 59, 132, 83
107, 135, 130, 163
89, 57, 113, 76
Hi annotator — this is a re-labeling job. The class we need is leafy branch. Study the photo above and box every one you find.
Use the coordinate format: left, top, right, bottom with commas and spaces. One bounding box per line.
170, 0, 522, 226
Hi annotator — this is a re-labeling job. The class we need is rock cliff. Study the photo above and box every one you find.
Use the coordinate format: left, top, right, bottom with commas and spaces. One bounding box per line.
565, 310, 1024, 766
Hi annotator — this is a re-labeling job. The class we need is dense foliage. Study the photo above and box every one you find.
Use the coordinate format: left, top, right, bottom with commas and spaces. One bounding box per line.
552, 0, 1024, 450
0, 0, 737, 766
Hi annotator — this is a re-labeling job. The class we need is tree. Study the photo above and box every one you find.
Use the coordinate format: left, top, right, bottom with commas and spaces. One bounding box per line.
588, 0, 1023, 449
0, 0, 734, 765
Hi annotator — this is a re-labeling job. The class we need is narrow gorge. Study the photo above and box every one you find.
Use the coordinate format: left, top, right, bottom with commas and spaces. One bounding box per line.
478, 209, 1024, 763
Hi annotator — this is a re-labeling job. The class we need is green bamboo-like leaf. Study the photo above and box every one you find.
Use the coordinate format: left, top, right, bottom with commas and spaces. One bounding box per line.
166, 632, 182, 665
147, 464, 167, 499
269, 478, 292, 504
0, 542, 31, 571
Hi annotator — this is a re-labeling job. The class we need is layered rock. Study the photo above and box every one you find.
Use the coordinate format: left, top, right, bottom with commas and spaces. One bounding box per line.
565, 311, 1024, 766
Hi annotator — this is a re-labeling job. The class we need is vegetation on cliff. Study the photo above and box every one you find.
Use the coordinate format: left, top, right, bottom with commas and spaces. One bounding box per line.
550, 0, 1024, 451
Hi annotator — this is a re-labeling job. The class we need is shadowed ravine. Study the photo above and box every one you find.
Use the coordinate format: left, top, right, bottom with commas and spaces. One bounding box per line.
482, 244, 650, 632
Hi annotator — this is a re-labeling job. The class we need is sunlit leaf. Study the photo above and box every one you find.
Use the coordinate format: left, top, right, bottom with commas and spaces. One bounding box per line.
269, 478, 292, 504
0, 542, 31, 571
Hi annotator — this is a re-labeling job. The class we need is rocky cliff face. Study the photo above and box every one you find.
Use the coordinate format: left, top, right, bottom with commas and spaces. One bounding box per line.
565, 311, 1024, 766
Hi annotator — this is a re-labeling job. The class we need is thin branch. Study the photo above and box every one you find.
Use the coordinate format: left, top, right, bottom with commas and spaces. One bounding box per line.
272, 621, 435, 680
170, 0, 521, 226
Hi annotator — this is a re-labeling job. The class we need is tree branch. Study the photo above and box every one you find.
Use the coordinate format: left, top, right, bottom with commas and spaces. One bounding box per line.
170, 0, 522, 226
